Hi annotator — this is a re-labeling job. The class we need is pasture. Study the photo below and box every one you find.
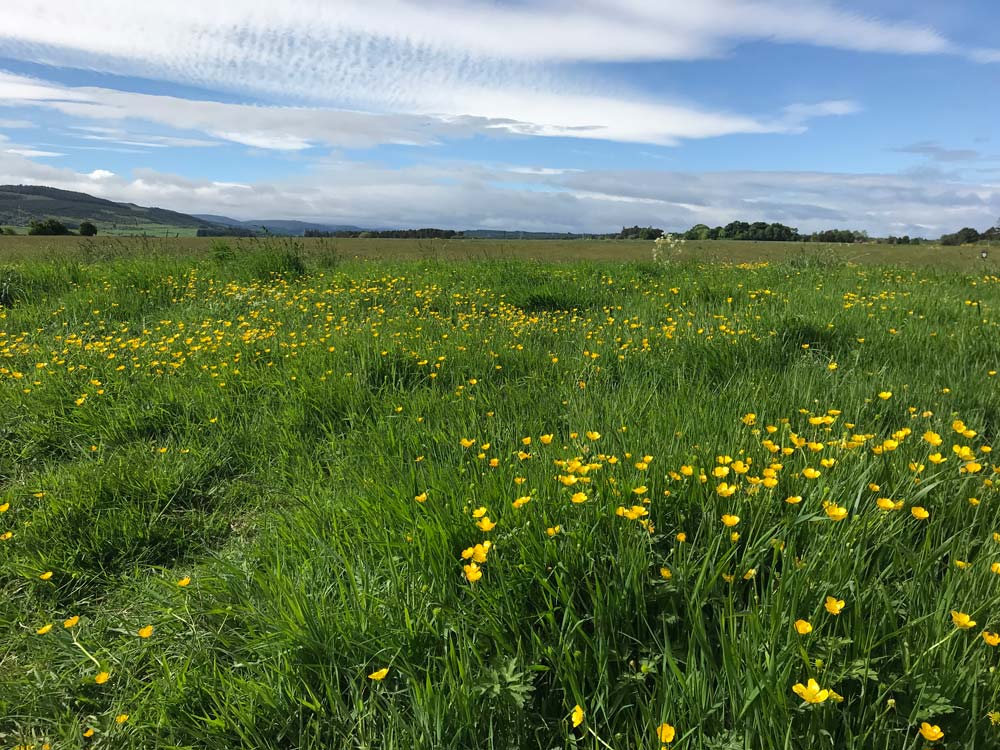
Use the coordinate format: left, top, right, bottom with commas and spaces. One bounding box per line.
0, 237, 998, 749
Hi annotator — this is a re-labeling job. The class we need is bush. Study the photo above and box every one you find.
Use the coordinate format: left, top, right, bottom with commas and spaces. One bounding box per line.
79, 221, 98, 237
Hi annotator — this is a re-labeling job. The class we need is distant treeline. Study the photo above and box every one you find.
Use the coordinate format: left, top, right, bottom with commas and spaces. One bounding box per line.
298, 224, 929, 243
196, 227, 258, 237
304, 228, 462, 239
11, 217, 999, 246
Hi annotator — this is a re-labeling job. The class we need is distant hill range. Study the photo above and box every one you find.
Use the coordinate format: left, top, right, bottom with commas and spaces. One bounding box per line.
0, 184, 214, 231
193, 215, 365, 236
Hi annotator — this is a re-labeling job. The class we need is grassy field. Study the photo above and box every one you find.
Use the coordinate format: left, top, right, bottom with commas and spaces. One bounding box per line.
1, 238, 999, 749
0, 234, 996, 270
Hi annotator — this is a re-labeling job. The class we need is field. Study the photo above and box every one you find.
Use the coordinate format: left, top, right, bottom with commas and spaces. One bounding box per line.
0, 234, 995, 269
1, 237, 999, 749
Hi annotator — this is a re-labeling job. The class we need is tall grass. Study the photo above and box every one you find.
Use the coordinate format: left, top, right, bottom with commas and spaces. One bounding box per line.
0, 245, 998, 749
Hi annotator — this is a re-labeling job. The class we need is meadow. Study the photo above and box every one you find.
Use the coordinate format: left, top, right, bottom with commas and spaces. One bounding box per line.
0, 236, 998, 749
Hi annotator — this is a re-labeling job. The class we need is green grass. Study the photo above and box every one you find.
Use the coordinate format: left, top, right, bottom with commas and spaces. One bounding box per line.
0, 240, 998, 749
0, 234, 996, 270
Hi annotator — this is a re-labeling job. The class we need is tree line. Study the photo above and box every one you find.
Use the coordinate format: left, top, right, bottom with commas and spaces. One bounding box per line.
8, 219, 99, 236
7, 217, 1000, 245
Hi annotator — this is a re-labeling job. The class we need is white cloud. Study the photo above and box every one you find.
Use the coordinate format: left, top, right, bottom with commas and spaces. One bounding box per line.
4, 148, 63, 158
0, 1, 960, 81
0, 70, 854, 148
0, 148, 995, 238
0, 119, 35, 129
0, 2, 968, 152
88, 169, 115, 180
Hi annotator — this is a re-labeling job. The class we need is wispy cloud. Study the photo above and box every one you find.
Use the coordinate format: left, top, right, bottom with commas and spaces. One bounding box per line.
3, 148, 63, 158
893, 140, 983, 162
0, 71, 855, 148
0, 1, 967, 151
0, 119, 35, 129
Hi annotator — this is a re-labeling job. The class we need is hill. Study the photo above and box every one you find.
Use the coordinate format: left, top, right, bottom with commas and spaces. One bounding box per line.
0, 185, 215, 233
193, 215, 365, 236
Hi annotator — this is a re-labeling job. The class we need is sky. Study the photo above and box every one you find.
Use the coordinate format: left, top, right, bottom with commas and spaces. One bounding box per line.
0, 0, 998, 236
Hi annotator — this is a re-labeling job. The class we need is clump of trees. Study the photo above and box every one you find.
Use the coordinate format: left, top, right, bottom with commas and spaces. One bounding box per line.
616, 226, 664, 240
940, 227, 982, 246
23, 218, 100, 236
28, 218, 72, 236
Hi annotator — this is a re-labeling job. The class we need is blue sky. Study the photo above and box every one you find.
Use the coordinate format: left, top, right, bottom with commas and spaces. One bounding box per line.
0, 0, 998, 235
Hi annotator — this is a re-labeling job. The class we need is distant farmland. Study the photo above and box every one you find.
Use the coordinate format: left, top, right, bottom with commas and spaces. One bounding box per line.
0, 235, 994, 270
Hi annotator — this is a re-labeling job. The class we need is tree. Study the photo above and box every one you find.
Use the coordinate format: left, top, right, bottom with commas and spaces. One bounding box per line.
28, 218, 71, 236
683, 224, 711, 241
941, 227, 981, 246
79, 221, 97, 237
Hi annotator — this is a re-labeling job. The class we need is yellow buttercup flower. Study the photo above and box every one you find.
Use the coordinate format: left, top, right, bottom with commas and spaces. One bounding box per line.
570, 492, 588, 504
460, 438, 475, 448
911, 506, 929, 520
414, 492, 427, 503
36, 623, 53, 635
115, 714, 129, 725
716, 482, 737, 497
721, 514, 740, 527
825, 504, 848, 521
802, 467, 821, 479
463, 562, 482, 582
476, 516, 496, 532
571, 704, 584, 728
585, 431, 601, 441
792, 678, 830, 704
951, 610, 976, 629
39, 571, 53, 580
878, 391, 892, 400
512, 495, 531, 508
138, 625, 154, 638
794, 619, 813, 635
918, 722, 944, 741
368, 667, 389, 680
540, 434, 554, 445
660, 567, 672, 580
546, 526, 561, 537
177, 576, 191, 587
472, 507, 487, 518
824, 596, 845, 615
982, 631, 1000, 647
656, 723, 676, 743
63, 615, 80, 629
785, 495, 802, 504
95, 671, 110, 684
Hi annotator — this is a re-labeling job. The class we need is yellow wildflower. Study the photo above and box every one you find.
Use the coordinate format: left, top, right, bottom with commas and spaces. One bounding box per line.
792, 678, 830, 704
918, 722, 943, 742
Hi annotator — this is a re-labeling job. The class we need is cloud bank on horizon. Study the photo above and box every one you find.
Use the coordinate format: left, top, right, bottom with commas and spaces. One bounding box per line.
0, 0, 997, 235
